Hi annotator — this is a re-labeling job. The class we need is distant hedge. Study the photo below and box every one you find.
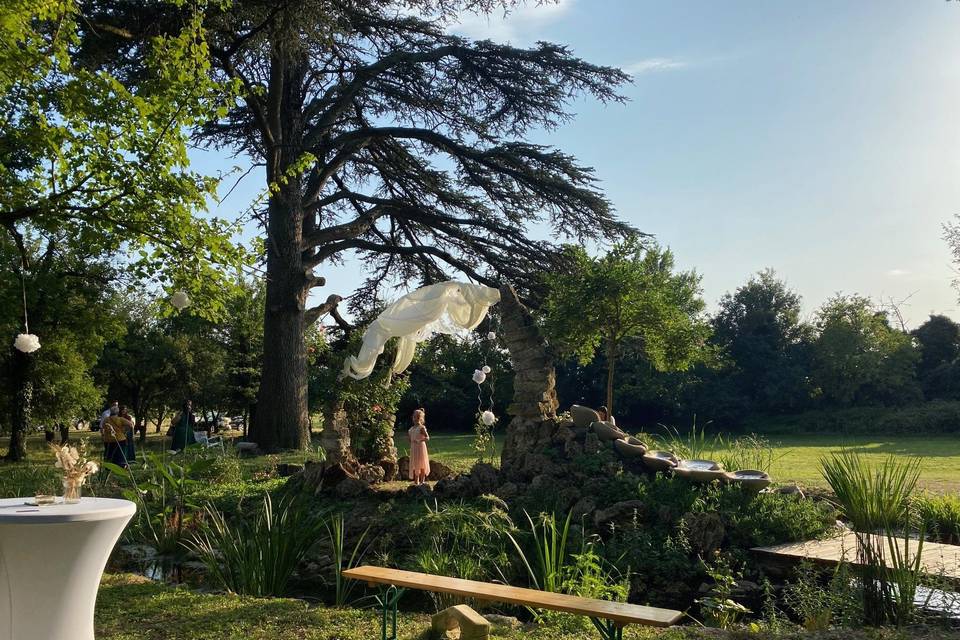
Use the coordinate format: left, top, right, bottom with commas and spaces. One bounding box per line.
741, 400, 960, 435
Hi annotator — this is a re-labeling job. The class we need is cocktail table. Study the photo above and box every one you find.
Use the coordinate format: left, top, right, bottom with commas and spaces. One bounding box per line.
0, 497, 136, 640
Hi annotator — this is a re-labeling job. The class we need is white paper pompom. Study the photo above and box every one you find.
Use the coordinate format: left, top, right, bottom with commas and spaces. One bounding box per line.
487, 331, 496, 340
481, 410, 496, 426
472, 369, 487, 384
170, 290, 191, 310
14, 333, 40, 353
481, 365, 491, 374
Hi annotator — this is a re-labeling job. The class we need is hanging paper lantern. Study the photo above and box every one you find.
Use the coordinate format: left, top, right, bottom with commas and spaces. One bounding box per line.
472, 369, 487, 384
481, 410, 496, 426
14, 333, 40, 353
170, 290, 191, 311
487, 331, 496, 340
481, 365, 491, 374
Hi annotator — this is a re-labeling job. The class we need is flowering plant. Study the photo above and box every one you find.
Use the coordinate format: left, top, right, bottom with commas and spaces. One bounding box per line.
50, 443, 98, 484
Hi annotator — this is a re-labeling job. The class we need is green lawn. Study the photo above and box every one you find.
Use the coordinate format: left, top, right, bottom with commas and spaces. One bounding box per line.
93, 574, 937, 640
5, 429, 960, 494
415, 432, 960, 492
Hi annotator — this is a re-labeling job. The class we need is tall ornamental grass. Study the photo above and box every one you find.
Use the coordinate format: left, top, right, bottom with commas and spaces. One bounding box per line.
820, 450, 924, 626
187, 493, 325, 597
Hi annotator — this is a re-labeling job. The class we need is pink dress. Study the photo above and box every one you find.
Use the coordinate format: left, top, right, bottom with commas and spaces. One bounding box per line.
408, 425, 430, 479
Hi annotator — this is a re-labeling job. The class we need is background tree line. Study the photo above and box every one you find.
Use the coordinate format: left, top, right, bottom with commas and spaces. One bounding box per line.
3, 230, 958, 443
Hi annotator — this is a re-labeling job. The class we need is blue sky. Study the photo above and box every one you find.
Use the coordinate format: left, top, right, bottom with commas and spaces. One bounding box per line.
195, 1, 960, 327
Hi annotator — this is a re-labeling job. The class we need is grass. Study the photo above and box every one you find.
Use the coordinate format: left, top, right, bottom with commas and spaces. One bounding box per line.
413, 432, 960, 493
6, 429, 960, 494
93, 573, 960, 640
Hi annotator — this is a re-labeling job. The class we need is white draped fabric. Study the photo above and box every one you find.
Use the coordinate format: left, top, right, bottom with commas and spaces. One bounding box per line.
341, 281, 501, 380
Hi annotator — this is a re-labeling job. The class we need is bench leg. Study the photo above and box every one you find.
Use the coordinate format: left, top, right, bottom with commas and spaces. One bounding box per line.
589, 618, 623, 640
375, 585, 405, 640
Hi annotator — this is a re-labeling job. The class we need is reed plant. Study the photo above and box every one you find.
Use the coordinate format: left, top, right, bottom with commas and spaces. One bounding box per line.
508, 510, 573, 593
186, 493, 325, 597
324, 512, 370, 607
820, 450, 923, 626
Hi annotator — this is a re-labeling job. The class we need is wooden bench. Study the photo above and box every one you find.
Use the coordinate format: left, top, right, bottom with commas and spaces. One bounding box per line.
342, 565, 683, 640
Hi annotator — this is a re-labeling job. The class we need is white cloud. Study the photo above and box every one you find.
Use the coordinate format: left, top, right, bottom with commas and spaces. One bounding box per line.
623, 57, 688, 76
451, 0, 575, 43
887, 268, 911, 277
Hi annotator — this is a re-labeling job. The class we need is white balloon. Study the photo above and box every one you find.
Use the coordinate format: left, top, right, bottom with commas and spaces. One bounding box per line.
487, 331, 496, 340
13, 333, 40, 353
481, 365, 491, 374
481, 410, 496, 426
472, 369, 487, 384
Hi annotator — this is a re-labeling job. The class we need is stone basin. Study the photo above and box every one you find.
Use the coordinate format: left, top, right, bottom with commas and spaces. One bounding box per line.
641, 450, 679, 472
613, 437, 647, 458
674, 459, 726, 482
724, 469, 772, 492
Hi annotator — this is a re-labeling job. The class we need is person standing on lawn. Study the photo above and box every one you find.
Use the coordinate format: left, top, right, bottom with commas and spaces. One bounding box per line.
407, 408, 431, 485
97, 400, 118, 432
169, 400, 197, 451
120, 406, 136, 463
101, 406, 132, 467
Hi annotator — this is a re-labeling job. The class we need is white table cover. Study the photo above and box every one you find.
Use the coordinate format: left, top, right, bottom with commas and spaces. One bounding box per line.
0, 497, 136, 640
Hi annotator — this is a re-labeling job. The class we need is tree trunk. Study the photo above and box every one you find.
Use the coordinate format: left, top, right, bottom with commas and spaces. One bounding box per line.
605, 341, 616, 415
5, 349, 32, 461
252, 209, 310, 450
250, 42, 311, 453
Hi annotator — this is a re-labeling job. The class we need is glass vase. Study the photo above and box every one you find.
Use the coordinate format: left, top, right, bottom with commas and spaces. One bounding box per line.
62, 477, 82, 504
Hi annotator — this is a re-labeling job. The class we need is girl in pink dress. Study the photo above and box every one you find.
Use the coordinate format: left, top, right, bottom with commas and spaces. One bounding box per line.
408, 408, 431, 484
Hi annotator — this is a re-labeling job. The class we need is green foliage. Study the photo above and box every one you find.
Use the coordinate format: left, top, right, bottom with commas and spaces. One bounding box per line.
741, 401, 960, 435
820, 450, 924, 626
187, 493, 325, 597
711, 269, 813, 414
105, 450, 217, 557
412, 498, 515, 611
0, 233, 124, 432
783, 562, 861, 630
1, 1, 247, 313
811, 295, 921, 407
400, 333, 513, 432
696, 555, 750, 629
914, 492, 960, 544
472, 412, 497, 464
324, 513, 370, 607
311, 327, 409, 462
543, 236, 709, 411
912, 315, 960, 375
508, 510, 574, 594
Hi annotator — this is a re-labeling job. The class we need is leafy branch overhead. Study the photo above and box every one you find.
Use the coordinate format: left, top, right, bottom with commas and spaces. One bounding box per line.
79, 0, 634, 307
1, 0, 248, 314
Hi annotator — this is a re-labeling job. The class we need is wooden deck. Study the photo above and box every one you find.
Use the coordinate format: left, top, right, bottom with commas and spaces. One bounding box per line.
752, 531, 960, 581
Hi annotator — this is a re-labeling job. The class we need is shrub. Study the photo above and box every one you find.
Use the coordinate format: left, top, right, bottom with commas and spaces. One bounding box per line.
914, 492, 960, 545
743, 400, 960, 435
411, 498, 515, 611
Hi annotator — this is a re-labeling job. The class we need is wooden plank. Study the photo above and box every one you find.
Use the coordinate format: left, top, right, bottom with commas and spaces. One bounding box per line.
342, 566, 683, 627
752, 533, 960, 582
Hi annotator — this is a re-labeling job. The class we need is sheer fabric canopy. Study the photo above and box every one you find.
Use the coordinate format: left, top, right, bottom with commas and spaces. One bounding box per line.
341, 281, 501, 380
